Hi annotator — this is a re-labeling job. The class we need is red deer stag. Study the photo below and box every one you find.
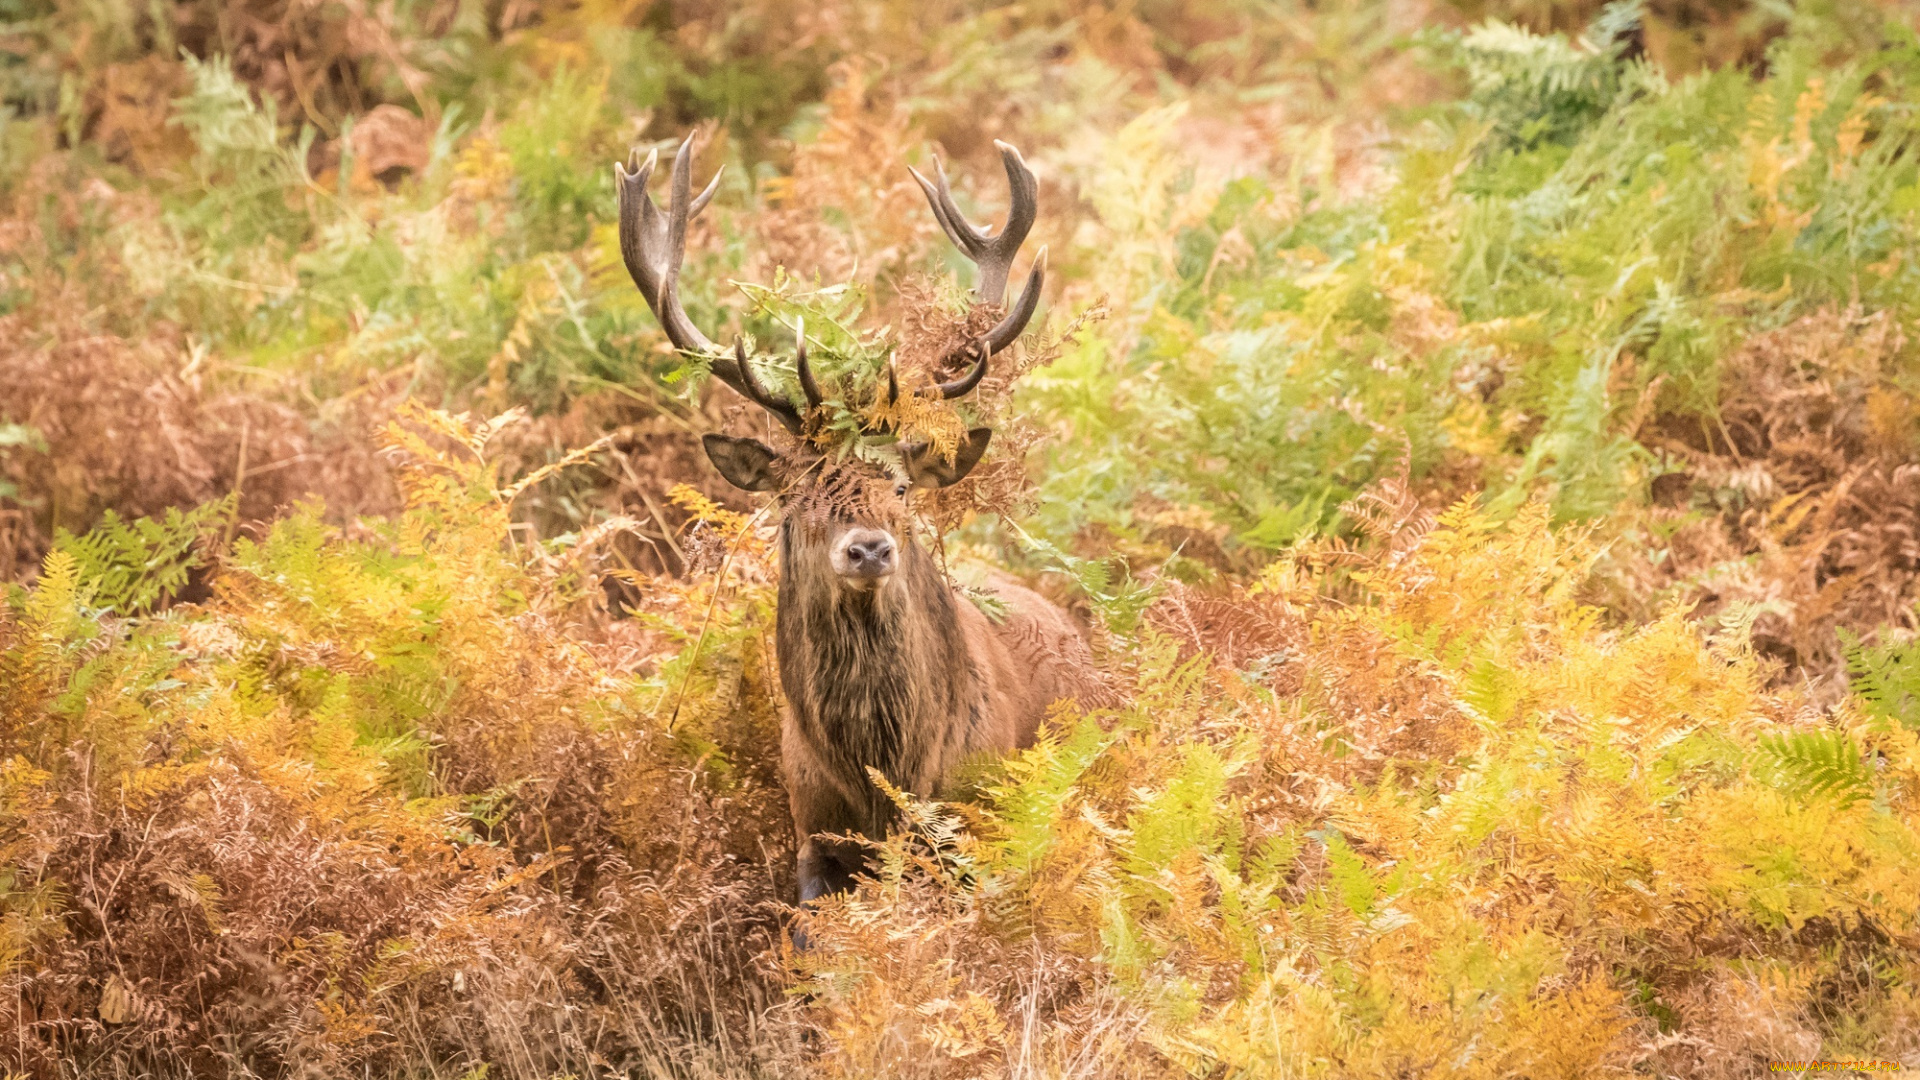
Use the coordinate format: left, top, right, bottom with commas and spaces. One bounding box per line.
616, 137, 1103, 903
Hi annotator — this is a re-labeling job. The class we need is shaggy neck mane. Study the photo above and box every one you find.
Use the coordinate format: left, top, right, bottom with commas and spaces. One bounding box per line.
776, 520, 979, 828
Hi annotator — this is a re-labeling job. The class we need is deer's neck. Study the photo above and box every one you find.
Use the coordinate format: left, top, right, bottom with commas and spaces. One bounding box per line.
776, 527, 976, 792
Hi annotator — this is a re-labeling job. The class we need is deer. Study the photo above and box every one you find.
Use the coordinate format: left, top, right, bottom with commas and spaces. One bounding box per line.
615, 137, 1105, 904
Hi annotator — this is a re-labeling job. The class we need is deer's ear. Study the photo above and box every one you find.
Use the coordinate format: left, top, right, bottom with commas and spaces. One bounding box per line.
702, 434, 781, 492
904, 427, 991, 488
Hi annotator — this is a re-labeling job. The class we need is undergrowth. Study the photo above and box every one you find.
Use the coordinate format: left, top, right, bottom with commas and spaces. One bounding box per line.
4, 0, 1920, 1075
3, 404, 801, 1076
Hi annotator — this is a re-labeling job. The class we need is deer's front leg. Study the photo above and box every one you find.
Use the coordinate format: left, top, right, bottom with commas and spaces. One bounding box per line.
791, 831, 866, 952
796, 836, 863, 902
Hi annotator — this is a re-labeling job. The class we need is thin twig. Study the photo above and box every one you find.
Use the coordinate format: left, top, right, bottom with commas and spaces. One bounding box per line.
635, 484, 688, 567
223, 419, 251, 548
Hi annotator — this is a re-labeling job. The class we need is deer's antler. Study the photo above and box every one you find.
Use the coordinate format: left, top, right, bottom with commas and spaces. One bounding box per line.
910, 141, 1040, 306
909, 140, 1047, 397
618, 137, 813, 435
620, 135, 1047, 439
616, 136, 722, 358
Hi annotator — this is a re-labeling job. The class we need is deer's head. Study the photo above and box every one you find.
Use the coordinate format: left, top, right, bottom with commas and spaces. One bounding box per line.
616, 137, 1044, 597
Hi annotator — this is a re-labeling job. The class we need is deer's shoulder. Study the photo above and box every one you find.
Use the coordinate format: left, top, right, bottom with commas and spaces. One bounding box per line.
951, 567, 1111, 706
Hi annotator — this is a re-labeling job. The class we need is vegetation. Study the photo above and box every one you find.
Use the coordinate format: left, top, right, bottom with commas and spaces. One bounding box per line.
4, 0, 1920, 1074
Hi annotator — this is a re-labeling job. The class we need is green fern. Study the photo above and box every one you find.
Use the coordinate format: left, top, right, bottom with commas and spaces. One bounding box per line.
171, 53, 310, 201
1319, 829, 1377, 919
1757, 729, 1874, 807
1842, 629, 1920, 732
986, 718, 1116, 876
1448, 0, 1646, 153
1123, 742, 1233, 897
1012, 527, 1160, 636
54, 496, 234, 615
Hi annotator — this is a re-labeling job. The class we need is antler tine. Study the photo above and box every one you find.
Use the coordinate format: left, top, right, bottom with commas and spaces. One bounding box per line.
908, 140, 1038, 305
860, 360, 902, 436
793, 319, 824, 413
732, 339, 804, 435
615, 136, 742, 381
931, 340, 989, 399
980, 244, 1045, 355
920, 244, 1047, 401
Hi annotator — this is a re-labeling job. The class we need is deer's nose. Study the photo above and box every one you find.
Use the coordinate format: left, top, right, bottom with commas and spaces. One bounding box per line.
836, 530, 896, 578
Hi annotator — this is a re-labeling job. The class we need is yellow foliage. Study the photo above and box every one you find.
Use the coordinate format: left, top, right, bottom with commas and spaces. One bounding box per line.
794, 495, 1920, 1075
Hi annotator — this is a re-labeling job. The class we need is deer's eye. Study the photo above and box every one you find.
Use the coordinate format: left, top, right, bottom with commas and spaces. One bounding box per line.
894, 483, 909, 497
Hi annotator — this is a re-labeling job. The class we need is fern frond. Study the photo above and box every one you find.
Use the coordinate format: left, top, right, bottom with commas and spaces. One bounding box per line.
1843, 629, 1920, 732
53, 496, 234, 614
1757, 729, 1874, 806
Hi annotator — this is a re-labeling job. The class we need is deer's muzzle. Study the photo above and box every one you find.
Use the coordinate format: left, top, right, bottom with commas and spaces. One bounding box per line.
832, 528, 897, 585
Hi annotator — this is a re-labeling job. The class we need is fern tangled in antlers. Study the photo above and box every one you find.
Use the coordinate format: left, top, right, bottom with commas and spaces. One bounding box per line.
615, 135, 1048, 468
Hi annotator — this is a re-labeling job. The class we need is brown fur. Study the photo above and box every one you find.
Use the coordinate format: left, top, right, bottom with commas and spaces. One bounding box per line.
704, 437, 1102, 901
